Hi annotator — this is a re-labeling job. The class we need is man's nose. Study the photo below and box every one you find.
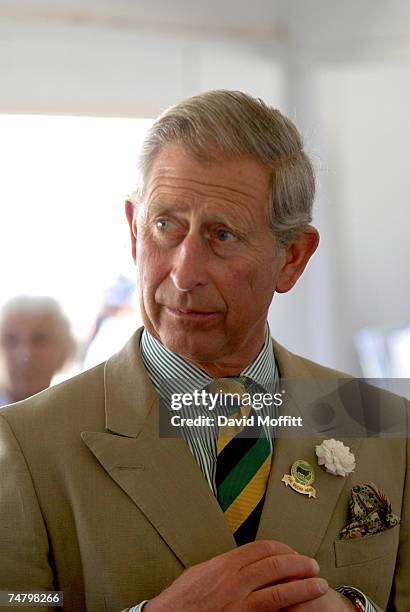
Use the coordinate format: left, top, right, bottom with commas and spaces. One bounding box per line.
12, 344, 34, 364
170, 233, 210, 292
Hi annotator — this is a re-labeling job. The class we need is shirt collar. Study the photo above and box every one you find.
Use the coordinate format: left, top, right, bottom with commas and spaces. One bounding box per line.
140, 325, 277, 398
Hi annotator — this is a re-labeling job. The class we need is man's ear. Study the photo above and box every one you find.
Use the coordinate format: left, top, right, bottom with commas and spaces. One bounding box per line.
275, 225, 320, 293
125, 200, 137, 262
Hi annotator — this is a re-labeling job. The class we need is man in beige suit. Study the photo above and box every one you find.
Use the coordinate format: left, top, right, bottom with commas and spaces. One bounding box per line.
0, 91, 408, 611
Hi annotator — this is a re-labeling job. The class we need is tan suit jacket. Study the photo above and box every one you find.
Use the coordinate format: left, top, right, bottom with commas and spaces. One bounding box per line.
0, 329, 409, 611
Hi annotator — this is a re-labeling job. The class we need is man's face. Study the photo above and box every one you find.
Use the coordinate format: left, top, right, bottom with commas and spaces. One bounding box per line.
129, 145, 289, 373
0, 312, 67, 400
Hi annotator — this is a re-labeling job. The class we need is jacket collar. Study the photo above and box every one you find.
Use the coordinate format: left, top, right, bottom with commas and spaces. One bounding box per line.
101, 330, 327, 439
103, 328, 156, 437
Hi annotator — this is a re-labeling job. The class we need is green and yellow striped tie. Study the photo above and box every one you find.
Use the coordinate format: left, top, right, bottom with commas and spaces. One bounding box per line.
210, 377, 272, 545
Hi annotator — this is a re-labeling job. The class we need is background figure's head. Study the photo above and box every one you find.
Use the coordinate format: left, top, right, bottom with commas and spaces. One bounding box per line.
131, 89, 316, 248
0, 295, 76, 402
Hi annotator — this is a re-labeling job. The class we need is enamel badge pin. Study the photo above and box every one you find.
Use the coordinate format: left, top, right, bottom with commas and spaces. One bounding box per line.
282, 460, 317, 498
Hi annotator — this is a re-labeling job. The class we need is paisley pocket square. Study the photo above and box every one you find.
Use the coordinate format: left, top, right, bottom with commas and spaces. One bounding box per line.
340, 482, 400, 540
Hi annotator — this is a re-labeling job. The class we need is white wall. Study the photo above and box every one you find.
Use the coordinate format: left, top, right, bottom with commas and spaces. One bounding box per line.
316, 63, 410, 373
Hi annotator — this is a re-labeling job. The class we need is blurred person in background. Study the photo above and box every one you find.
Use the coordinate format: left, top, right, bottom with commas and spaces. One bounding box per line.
0, 295, 76, 407
82, 274, 138, 370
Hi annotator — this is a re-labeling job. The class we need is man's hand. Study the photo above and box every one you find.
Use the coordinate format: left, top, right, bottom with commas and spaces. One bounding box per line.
285, 589, 358, 611
144, 540, 328, 611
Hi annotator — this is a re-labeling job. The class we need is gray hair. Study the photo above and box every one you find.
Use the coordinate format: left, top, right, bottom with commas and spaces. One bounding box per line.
130, 89, 315, 246
0, 295, 76, 362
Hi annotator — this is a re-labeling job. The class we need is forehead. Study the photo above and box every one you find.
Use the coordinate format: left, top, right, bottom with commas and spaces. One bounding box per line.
1, 312, 59, 336
144, 144, 271, 209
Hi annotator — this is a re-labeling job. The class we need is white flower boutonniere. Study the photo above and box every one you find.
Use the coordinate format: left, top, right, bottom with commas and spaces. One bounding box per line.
315, 438, 355, 477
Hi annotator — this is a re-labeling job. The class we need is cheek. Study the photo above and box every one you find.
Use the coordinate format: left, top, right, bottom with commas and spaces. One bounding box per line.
31, 346, 54, 363
137, 241, 158, 281
4, 352, 15, 369
137, 243, 168, 301
221, 267, 258, 310
228, 267, 253, 289
224, 263, 276, 312
250, 269, 276, 295
250, 253, 279, 292
227, 259, 269, 293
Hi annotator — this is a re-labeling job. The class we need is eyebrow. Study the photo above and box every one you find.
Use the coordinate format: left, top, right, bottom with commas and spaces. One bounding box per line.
145, 198, 186, 214
146, 197, 256, 228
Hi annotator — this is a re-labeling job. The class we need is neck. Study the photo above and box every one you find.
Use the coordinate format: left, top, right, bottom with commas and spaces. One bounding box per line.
188, 361, 244, 377
186, 345, 265, 378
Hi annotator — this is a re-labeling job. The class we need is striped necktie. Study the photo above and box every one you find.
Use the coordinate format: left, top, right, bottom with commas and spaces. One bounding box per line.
210, 376, 272, 545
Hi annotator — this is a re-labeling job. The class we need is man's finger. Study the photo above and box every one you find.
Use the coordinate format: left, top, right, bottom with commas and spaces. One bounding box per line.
284, 588, 356, 611
242, 554, 319, 592
225, 539, 297, 569
247, 577, 329, 611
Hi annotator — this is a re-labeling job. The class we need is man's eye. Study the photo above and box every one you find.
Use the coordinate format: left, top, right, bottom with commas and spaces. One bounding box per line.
156, 219, 172, 231
1, 334, 18, 349
216, 229, 235, 242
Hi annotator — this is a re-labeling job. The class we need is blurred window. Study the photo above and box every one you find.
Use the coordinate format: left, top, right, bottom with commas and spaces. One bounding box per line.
0, 115, 153, 340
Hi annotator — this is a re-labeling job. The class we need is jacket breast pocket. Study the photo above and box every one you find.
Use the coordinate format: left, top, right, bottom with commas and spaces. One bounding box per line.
334, 525, 400, 568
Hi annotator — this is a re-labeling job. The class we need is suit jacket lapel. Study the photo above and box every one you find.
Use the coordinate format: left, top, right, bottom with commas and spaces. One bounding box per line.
82, 330, 234, 568
257, 340, 361, 557
258, 431, 361, 557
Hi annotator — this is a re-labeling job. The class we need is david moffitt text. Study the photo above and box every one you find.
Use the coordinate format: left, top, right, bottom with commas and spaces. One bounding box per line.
170, 415, 303, 428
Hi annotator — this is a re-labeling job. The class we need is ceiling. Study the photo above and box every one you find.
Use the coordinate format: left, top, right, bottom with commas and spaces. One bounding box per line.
2, 0, 410, 61
1, 1, 410, 116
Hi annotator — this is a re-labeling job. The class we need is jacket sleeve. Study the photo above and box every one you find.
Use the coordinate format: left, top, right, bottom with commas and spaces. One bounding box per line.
388, 398, 410, 610
0, 414, 55, 610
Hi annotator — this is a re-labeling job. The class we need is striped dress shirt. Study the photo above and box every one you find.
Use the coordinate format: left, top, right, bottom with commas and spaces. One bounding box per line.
140, 325, 279, 494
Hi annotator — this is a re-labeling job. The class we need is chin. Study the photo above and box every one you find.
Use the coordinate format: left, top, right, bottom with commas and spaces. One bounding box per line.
160, 329, 224, 362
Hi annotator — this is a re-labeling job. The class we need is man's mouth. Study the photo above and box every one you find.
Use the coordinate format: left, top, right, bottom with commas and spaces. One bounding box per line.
165, 306, 220, 319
